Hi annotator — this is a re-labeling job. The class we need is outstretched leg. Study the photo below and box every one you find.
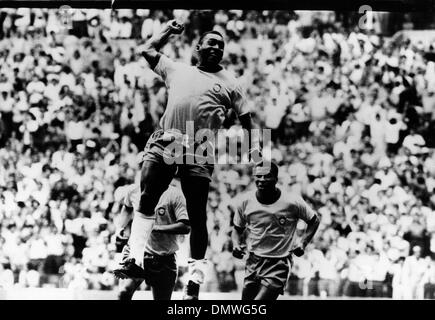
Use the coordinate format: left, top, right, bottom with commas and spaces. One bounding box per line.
114, 147, 176, 279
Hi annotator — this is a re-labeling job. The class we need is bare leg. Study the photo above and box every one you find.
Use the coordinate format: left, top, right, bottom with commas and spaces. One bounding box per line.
118, 278, 143, 300
241, 279, 260, 300
254, 285, 280, 301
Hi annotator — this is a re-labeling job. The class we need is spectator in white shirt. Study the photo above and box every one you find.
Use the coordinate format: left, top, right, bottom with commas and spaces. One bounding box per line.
26, 74, 45, 95
402, 129, 426, 155
403, 246, 428, 299
65, 114, 85, 152
370, 112, 387, 156
292, 255, 314, 297
317, 249, 340, 297
368, 251, 390, 297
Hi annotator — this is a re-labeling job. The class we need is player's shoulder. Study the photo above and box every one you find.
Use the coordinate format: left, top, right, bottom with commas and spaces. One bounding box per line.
217, 68, 242, 87
219, 67, 237, 79
164, 185, 185, 201
157, 54, 189, 70
235, 189, 256, 206
281, 190, 307, 206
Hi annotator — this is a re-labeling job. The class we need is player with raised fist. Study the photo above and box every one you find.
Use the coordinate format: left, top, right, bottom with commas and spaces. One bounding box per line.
113, 18, 262, 300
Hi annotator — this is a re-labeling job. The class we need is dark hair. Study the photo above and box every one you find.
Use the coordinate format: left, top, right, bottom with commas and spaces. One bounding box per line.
255, 161, 279, 178
198, 31, 224, 45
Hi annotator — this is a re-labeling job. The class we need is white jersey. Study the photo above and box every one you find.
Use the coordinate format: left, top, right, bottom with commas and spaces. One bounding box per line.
233, 190, 316, 258
123, 184, 188, 256
154, 55, 248, 134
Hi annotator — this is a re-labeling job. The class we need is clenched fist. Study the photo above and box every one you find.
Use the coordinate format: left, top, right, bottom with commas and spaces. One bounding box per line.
167, 19, 185, 34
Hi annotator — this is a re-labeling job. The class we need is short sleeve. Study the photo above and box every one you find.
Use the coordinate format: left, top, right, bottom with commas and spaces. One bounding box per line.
230, 82, 248, 116
295, 196, 316, 223
232, 197, 247, 229
171, 188, 189, 222
153, 55, 180, 84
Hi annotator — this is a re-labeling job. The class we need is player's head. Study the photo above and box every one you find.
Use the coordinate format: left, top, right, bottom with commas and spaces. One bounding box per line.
196, 31, 224, 67
253, 162, 279, 192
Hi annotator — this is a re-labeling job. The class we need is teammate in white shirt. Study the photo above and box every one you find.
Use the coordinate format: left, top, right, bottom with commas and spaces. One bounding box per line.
114, 178, 190, 300
113, 154, 190, 300
232, 162, 320, 300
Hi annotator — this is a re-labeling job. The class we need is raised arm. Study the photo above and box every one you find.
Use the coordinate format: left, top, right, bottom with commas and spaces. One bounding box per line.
239, 112, 263, 164
139, 19, 184, 70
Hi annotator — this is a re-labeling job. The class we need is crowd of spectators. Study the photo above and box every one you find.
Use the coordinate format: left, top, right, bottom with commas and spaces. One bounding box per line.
1, 8, 435, 299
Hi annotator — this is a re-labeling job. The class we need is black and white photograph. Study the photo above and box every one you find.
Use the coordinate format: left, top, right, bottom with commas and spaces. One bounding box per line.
0, 1, 435, 304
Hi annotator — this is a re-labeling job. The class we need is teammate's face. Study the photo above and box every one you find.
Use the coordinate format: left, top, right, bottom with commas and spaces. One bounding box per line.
197, 33, 224, 66
254, 170, 277, 192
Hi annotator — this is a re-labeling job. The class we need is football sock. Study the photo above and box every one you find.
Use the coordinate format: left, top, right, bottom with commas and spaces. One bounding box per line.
128, 211, 155, 267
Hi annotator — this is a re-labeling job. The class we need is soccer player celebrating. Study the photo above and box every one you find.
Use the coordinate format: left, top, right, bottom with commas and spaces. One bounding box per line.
113, 19, 260, 300
232, 162, 321, 300
114, 176, 190, 300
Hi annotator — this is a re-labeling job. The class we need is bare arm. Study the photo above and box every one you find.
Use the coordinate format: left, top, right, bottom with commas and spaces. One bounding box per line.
232, 225, 244, 247
301, 215, 321, 249
140, 20, 184, 70
153, 221, 190, 234
239, 112, 263, 163
291, 196, 322, 257
231, 225, 246, 259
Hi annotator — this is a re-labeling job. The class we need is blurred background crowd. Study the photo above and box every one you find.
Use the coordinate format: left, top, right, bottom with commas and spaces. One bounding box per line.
1, 8, 435, 299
